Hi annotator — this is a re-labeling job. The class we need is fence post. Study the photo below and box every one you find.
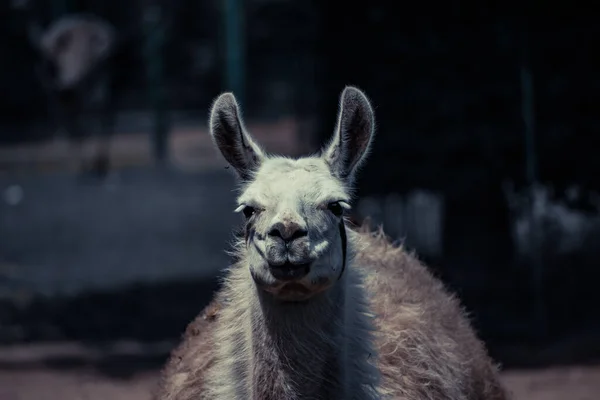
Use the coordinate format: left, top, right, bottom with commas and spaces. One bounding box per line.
52, 0, 68, 19
222, 0, 245, 106
143, 2, 169, 165
520, 32, 546, 338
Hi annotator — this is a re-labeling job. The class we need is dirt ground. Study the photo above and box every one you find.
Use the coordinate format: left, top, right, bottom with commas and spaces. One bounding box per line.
0, 364, 599, 399
502, 366, 600, 400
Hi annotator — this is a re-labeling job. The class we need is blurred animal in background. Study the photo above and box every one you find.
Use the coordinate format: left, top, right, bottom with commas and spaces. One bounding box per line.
11, 0, 120, 179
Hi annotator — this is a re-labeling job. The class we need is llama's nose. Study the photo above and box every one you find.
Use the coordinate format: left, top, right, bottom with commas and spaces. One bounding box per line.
268, 221, 308, 243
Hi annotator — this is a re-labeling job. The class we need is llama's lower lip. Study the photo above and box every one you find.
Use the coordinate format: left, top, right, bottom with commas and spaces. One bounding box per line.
268, 262, 311, 281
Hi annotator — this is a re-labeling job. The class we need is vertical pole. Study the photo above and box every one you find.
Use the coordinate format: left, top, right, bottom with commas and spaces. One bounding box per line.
223, 0, 245, 106
521, 68, 536, 187
520, 32, 545, 337
52, 0, 68, 19
143, 2, 169, 165
313, 0, 335, 151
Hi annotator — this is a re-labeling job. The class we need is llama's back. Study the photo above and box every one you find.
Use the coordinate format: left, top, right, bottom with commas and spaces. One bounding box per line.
354, 227, 508, 399
155, 295, 221, 400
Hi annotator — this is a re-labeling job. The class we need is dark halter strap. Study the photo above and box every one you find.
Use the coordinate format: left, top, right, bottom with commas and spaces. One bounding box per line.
337, 218, 348, 281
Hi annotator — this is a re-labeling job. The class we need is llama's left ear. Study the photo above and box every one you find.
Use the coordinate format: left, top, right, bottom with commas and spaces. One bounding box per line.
209, 92, 265, 181
323, 86, 375, 184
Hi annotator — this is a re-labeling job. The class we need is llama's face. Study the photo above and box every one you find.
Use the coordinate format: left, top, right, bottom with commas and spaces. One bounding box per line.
209, 87, 374, 301
235, 157, 350, 301
41, 20, 114, 89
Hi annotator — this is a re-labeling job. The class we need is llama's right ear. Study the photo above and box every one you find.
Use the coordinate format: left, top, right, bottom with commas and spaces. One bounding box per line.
209, 93, 265, 180
323, 86, 375, 184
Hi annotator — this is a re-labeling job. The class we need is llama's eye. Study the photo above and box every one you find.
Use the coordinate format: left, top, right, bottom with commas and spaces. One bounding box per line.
327, 202, 344, 217
242, 206, 256, 219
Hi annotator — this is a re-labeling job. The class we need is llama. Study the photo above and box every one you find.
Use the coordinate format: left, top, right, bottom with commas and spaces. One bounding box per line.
155, 87, 510, 399
12, 0, 118, 178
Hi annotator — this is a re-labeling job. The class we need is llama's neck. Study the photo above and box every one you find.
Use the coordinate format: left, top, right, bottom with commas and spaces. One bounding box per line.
249, 284, 347, 399
210, 255, 380, 400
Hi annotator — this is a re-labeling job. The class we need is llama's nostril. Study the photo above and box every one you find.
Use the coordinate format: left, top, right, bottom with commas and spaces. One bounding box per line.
290, 229, 308, 241
268, 227, 283, 239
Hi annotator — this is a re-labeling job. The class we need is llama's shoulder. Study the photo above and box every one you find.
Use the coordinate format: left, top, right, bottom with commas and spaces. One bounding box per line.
351, 226, 452, 305
351, 226, 469, 341
351, 226, 508, 399
154, 295, 223, 400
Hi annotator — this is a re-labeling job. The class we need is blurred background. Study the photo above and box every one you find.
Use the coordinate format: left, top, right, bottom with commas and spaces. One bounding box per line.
1, 0, 599, 399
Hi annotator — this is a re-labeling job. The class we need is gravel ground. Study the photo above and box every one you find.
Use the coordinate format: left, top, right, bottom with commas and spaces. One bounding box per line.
0, 364, 599, 400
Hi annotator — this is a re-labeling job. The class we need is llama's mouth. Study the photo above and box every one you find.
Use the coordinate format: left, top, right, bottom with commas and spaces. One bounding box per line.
268, 262, 311, 282
252, 261, 329, 301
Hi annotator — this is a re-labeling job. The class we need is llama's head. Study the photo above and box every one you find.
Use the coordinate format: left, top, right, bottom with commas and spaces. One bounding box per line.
210, 86, 374, 301
40, 17, 115, 89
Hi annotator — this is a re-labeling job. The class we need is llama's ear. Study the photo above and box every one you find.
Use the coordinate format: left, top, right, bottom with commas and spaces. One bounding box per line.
323, 86, 375, 184
209, 92, 265, 180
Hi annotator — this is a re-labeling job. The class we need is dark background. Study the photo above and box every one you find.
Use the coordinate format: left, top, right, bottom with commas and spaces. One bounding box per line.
1, 0, 599, 398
